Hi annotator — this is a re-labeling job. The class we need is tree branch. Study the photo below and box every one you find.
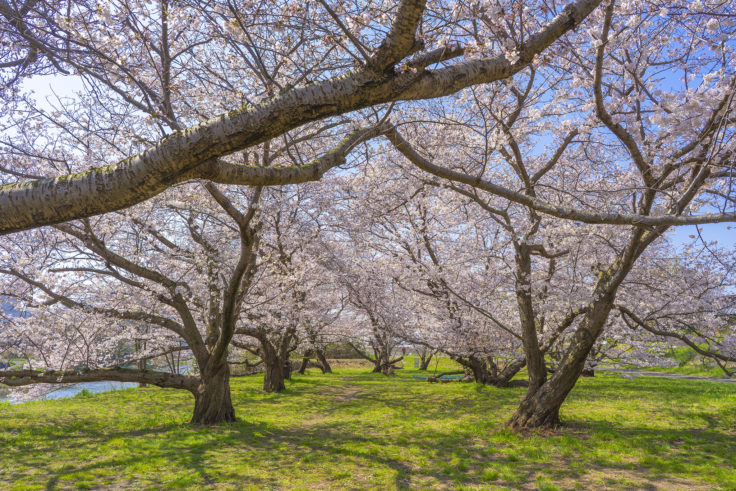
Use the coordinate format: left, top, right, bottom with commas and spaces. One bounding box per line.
0, 367, 199, 391
0, 0, 604, 234
385, 127, 736, 227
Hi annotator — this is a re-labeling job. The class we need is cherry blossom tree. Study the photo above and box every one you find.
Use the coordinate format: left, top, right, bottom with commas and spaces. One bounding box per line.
1, 0, 620, 233
233, 184, 343, 390
328, 256, 408, 376
328, 166, 528, 384
1, 0, 735, 434
382, 0, 736, 427
615, 238, 736, 376
0, 181, 264, 423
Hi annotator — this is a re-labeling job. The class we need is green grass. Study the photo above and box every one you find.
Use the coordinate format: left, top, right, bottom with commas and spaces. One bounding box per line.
641, 362, 729, 378
408, 354, 462, 373
619, 346, 735, 378
1, 361, 735, 489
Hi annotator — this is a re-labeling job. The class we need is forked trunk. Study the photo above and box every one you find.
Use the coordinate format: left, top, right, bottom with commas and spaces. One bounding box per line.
372, 350, 401, 375
315, 349, 332, 373
191, 363, 236, 424
509, 302, 613, 428
463, 356, 526, 387
419, 352, 433, 371
509, 226, 654, 429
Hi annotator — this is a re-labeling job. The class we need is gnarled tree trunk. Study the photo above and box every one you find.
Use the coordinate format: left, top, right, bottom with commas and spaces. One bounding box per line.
262, 347, 288, 392
372, 349, 403, 375
508, 296, 615, 428
419, 351, 433, 371
191, 362, 236, 424
455, 355, 526, 387
315, 349, 332, 373
371, 346, 390, 374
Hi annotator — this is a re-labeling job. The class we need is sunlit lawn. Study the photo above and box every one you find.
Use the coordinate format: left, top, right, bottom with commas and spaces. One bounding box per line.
1, 358, 735, 489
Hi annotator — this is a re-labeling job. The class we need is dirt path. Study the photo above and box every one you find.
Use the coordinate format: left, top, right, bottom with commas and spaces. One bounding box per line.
599, 368, 736, 383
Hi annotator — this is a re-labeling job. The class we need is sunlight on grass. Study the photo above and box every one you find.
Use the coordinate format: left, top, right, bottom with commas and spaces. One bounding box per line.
1, 361, 735, 489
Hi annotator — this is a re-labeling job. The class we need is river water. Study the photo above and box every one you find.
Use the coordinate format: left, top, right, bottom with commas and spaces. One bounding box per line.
43, 381, 139, 399
1, 361, 194, 403
0, 380, 139, 403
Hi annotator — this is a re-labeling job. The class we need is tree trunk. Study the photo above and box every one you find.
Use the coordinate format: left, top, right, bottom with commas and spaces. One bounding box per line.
455, 355, 526, 387
263, 350, 287, 392
508, 225, 657, 429
508, 300, 614, 429
191, 363, 236, 424
298, 355, 310, 375
515, 245, 548, 393
371, 347, 389, 374
135, 339, 148, 388
137, 358, 148, 388
298, 349, 313, 375
372, 350, 402, 375
315, 349, 332, 373
466, 356, 495, 385
419, 352, 433, 371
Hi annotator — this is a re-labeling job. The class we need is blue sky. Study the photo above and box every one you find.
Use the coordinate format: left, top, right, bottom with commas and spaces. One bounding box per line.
668, 223, 736, 250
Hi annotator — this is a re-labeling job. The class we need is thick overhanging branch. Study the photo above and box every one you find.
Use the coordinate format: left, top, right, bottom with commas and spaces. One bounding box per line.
199, 124, 389, 186
385, 128, 736, 227
346, 341, 376, 363
0, 0, 604, 234
366, 0, 426, 72
0, 367, 199, 391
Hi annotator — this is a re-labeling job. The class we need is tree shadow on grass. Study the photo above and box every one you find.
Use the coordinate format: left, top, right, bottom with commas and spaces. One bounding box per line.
27, 414, 736, 489
1, 373, 734, 489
